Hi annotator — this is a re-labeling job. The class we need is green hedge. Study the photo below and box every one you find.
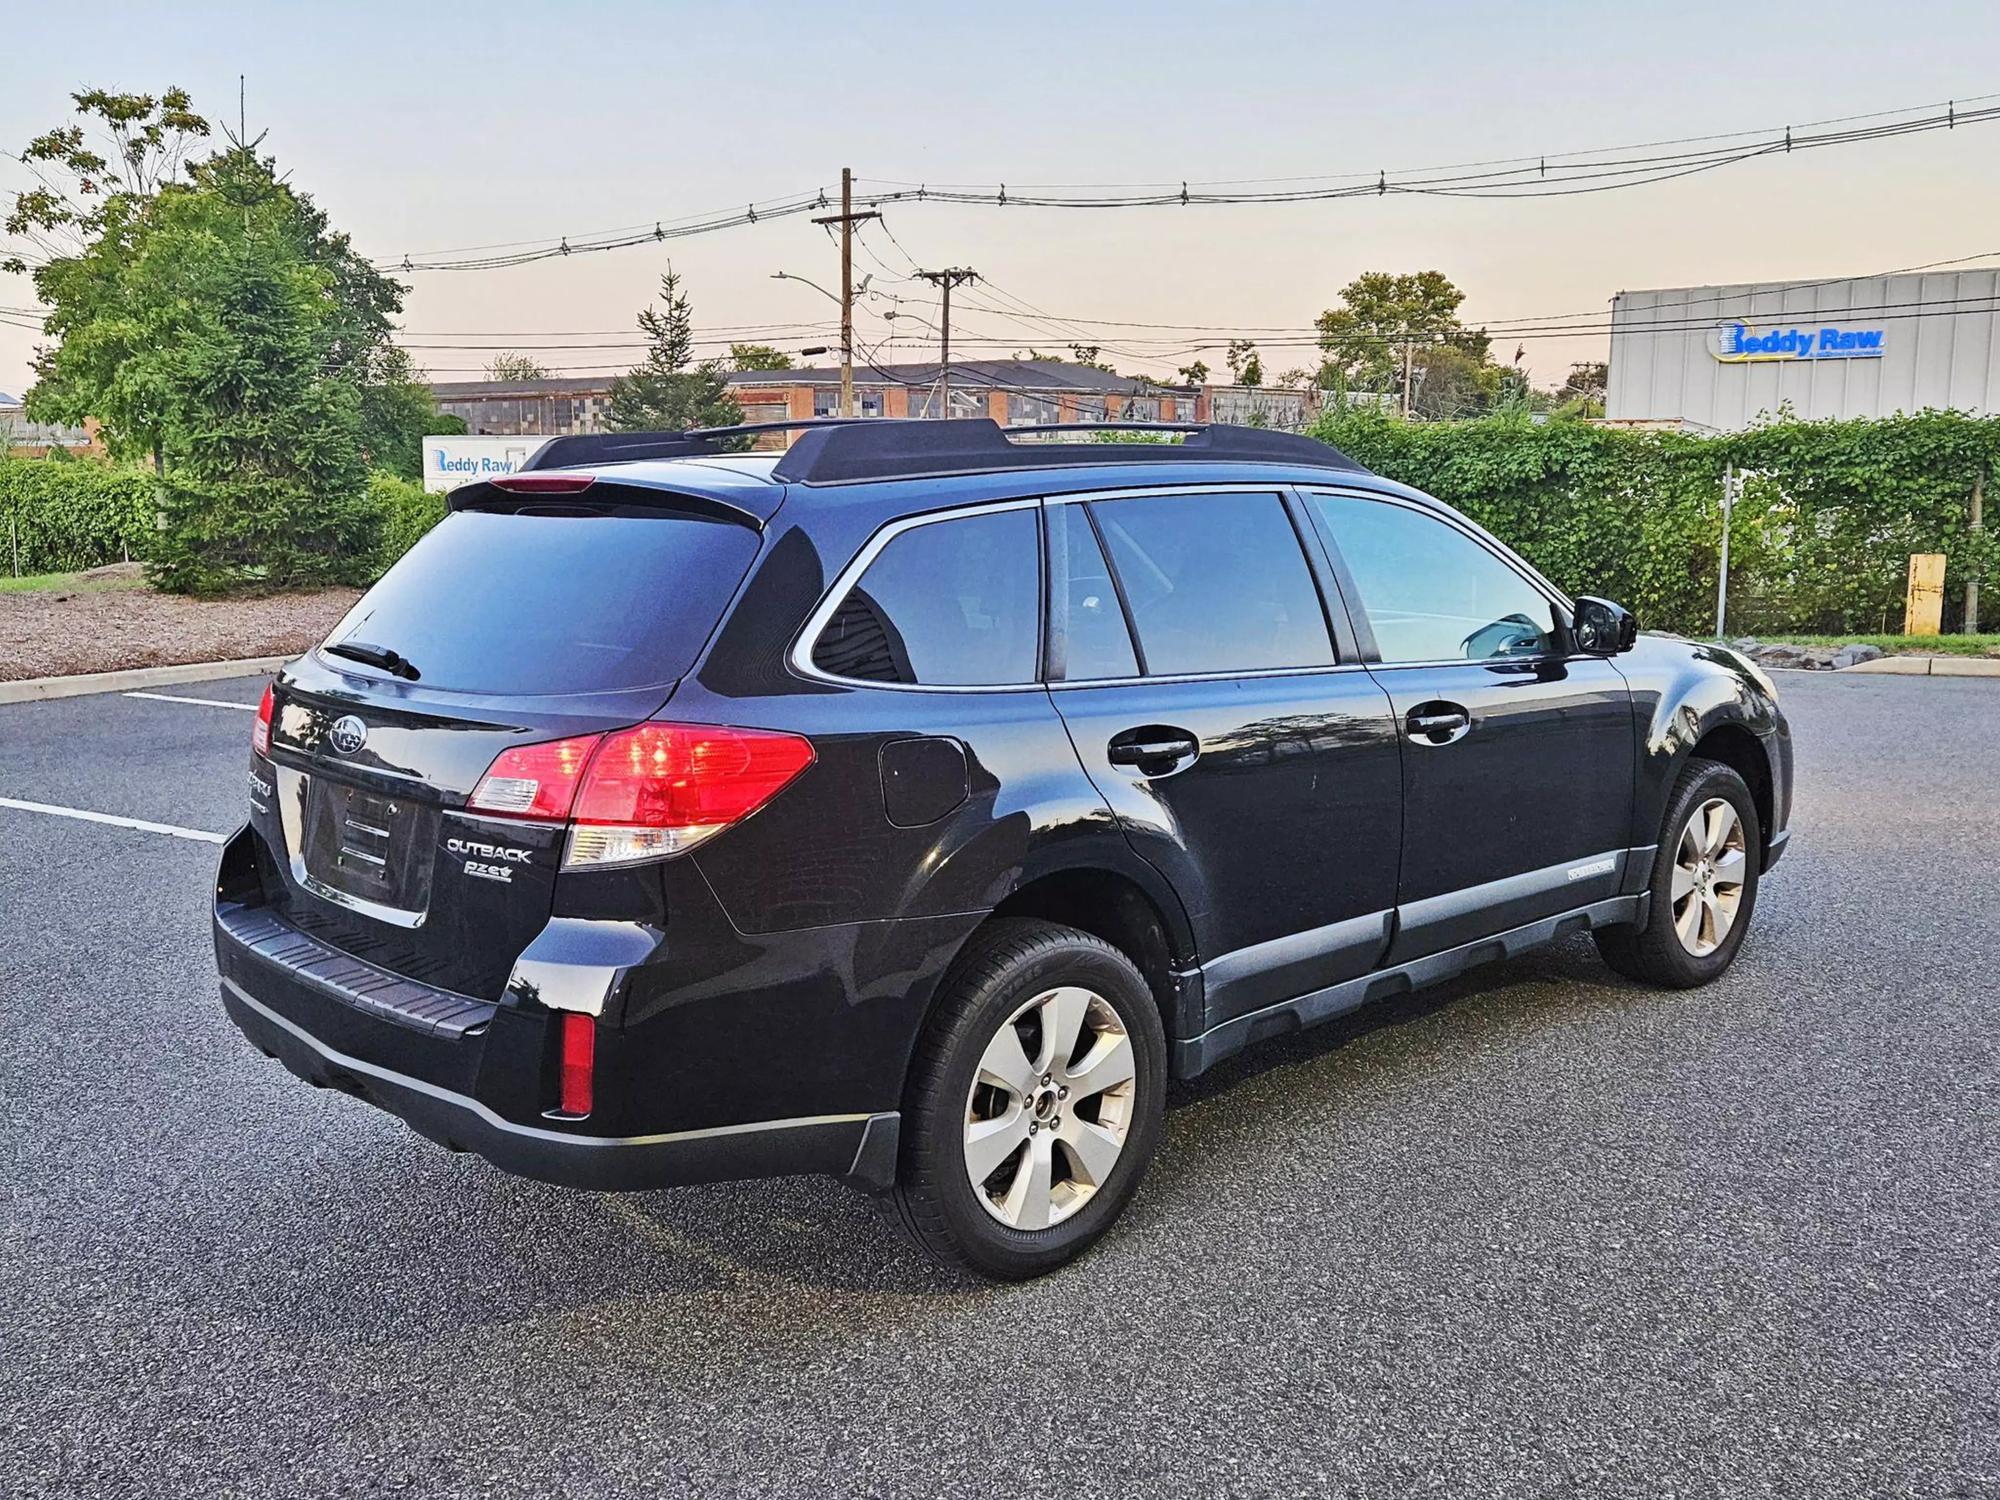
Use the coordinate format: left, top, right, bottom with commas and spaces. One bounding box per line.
370, 470, 446, 572
1310, 407, 2000, 635
1, 458, 450, 586
0, 458, 156, 575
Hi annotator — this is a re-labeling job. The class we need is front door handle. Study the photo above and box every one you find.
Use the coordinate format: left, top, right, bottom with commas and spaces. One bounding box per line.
1406, 702, 1472, 746
1107, 726, 1200, 776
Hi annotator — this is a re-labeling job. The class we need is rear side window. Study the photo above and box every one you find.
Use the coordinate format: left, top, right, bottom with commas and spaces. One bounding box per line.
811, 507, 1041, 686
1048, 503, 1139, 681
324, 507, 758, 695
1090, 491, 1334, 676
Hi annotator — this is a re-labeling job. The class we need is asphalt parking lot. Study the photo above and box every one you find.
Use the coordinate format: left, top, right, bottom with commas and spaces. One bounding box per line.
2, 670, 1995, 1498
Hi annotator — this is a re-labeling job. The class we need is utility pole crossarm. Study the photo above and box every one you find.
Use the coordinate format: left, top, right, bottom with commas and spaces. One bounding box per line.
915, 268, 979, 419
812, 168, 881, 419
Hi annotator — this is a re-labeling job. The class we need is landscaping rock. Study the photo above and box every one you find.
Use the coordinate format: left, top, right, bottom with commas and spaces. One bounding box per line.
1831, 643, 1886, 669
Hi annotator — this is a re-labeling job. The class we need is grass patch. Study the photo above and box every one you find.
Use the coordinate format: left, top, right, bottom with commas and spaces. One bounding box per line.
0, 569, 146, 595
1747, 633, 2000, 657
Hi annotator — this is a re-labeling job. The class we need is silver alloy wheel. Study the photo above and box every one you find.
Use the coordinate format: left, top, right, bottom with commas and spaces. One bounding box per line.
1672, 796, 1748, 957
963, 985, 1137, 1231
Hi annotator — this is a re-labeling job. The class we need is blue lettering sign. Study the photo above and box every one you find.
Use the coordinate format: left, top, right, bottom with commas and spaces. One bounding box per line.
1712, 321, 1886, 363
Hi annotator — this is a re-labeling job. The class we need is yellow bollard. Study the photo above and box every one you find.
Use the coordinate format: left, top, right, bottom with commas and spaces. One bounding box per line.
1905, 553, 1946, 636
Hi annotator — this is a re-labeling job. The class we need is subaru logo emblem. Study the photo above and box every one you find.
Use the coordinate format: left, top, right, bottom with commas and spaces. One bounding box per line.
327, 715, 368, 755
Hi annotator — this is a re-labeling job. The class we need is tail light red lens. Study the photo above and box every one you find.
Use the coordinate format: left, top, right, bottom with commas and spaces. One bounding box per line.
466, 733, 604, 820
252, 683, 274, 756
557, 1012, 595, 1117
464, 722, 814, 868
490, 474, 596, 495
566, 723, 816, 867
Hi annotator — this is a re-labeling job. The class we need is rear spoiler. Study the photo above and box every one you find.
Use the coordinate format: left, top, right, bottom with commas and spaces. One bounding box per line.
446, 474, 767, 527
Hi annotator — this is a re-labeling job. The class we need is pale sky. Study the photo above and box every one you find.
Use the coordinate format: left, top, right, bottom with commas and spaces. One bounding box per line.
5, 0, 1999, 398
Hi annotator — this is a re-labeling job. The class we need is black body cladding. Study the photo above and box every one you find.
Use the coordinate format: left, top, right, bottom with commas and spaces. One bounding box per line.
216, 421, 1792, 1199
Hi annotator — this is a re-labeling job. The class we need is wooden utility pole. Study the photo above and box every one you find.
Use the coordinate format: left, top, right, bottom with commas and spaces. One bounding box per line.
915, 268, 979, 418
812, 169, 880, 418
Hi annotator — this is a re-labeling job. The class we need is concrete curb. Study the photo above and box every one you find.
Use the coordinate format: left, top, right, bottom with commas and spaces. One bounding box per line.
1840, 655, 2000, 677
0, 655, 294, 705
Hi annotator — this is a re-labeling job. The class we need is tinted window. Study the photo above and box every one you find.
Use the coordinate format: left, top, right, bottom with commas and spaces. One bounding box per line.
1049, 504, 1139, 681
812, 508, 1040, 685
1314, 497, 1556, 662
1091, 492, 1333, 675
324, 507, 758, 695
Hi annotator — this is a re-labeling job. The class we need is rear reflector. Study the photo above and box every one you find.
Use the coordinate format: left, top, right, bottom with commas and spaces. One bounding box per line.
253, 683, 274, 756
558, 1012, 595, 1117
490, 474, 597, 494
467, 733, 603, 821
466, 722, 814, 867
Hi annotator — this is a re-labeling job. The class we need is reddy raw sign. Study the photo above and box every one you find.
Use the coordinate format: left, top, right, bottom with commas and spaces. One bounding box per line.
1708, 321, 1887, 363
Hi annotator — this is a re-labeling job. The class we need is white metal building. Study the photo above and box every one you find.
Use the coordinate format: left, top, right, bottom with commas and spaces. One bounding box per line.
1605, 269, 2000, 430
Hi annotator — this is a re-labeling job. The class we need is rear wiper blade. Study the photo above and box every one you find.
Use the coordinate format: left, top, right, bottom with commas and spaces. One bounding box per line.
323, 640, 421, 681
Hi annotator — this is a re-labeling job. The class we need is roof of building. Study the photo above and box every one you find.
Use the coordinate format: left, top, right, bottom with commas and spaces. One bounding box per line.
427, 361, 1186, 402
728, 360, 1181, 395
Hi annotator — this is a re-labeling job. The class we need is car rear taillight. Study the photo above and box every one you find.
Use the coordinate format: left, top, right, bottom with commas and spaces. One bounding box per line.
465, 723, 814, 868
566, 722, 815, 868
557, 1012, 595, 1117
253, 683, 274, 756
466, 733, 604, 820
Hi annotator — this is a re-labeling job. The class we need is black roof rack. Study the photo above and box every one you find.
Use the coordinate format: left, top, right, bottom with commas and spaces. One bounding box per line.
521, 418, 1367, 485
517, 419, 869, 471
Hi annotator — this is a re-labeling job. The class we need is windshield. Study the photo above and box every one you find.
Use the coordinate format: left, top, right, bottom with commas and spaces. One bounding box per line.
324, 507, 759, 695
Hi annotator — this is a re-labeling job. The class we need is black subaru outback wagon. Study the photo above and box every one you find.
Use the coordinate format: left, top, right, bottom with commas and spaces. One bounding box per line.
216, 419, 1792, 1280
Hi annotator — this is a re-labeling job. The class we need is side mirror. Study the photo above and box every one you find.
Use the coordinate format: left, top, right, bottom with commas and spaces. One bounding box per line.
1571, 595, 1639, 655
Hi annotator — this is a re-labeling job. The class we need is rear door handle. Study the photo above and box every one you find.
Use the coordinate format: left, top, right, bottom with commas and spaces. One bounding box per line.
1405, 703, 1472, 746
1107, 727, 1200, 775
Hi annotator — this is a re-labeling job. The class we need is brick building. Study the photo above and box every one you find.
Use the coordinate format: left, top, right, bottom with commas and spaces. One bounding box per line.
426, 361, 1310, 443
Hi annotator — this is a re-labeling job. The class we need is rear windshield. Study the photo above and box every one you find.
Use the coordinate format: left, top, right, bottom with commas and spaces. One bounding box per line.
324, 507, 758, 695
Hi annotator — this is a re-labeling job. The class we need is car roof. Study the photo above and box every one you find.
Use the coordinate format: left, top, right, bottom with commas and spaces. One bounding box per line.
550, 451, 1408, 528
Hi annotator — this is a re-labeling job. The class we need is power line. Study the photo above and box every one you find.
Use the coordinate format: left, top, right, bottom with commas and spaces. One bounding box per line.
355, 91, 1998, 275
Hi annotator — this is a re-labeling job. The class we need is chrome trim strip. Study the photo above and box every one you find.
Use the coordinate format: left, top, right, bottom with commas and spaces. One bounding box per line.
224, 978, 873, 1149
274, 765, 428, 930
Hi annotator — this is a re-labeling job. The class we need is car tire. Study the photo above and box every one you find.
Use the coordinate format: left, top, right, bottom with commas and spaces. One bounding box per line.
890, 918, 1167, 1281
1595, 758, 1763, 989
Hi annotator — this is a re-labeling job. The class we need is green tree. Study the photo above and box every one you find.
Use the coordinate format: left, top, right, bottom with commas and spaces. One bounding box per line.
485, 351, 549, 381
1315, 270, 1490, 401
1176, 359, 1210, 385
1226, 339, 1264, 387
1552, 360, 1609, 416
729, 342, 795, 372
361, 346, 463, 481
25, 139, 394, 591
607, 270, 743, 434
1407, 344, 1502, 420
139, 148, 381, 591
3, 87, 210, 270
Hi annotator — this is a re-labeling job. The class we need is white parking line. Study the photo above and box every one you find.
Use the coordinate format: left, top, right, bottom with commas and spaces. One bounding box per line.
123, 691, 258, 711
0, 796, 228, 844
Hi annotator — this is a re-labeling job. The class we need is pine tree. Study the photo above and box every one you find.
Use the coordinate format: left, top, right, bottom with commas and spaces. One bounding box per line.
607, 271, 744, 435
136, 147, 379, 592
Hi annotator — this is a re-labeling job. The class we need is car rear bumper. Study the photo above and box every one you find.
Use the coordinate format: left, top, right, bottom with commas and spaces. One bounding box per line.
223, 977, 897, 1190
215, 898, 901, 1193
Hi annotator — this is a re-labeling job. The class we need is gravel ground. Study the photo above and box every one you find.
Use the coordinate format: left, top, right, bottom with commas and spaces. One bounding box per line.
0, 569, 356, 680
0, 671, 1994, 1498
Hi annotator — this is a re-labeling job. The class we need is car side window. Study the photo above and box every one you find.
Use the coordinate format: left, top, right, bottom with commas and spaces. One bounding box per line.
1312, 496, 1557, 663
1047, 503, 1140, 681
1089, 491, 1334, 676
810, 507, 1040, 686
